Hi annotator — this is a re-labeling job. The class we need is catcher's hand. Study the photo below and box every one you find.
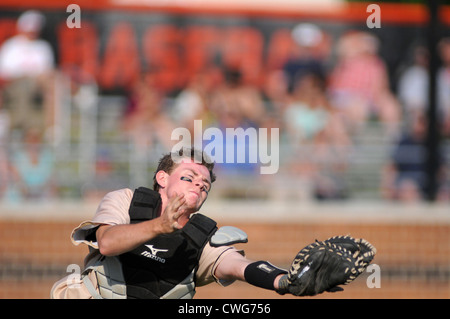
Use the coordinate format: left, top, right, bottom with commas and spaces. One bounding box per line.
277, 235, 376, 297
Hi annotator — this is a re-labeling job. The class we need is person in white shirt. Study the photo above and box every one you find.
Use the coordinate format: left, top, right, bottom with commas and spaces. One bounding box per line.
0, 10, 54, 81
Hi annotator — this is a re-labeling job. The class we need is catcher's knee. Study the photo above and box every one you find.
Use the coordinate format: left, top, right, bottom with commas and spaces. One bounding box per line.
244, 261, 287, 290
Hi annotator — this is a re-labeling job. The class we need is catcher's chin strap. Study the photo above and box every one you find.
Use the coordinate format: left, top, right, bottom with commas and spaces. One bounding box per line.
244, 261, 287, 291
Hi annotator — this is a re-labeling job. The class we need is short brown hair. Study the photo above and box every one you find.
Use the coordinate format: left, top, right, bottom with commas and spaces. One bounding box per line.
152, 147, 216, 191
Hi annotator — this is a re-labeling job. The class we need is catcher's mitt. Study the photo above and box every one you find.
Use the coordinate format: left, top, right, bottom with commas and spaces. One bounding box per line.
277, 235, 376, 296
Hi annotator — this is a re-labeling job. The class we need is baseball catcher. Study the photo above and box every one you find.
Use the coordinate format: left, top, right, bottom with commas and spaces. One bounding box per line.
51, 147, 376, 299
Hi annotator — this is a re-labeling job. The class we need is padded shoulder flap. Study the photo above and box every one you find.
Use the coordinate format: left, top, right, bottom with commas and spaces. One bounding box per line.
210, 226, 248, 247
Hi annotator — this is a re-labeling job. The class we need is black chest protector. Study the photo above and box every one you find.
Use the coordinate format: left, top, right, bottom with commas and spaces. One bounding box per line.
119, 187, 217, 299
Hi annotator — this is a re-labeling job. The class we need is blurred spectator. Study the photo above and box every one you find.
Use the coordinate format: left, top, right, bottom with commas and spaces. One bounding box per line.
8, 128, 56, 201
0, 10, 55, 135
397, 45, 429, 123
328, 31, 401, 135
282, 23, 328, 94
208, 68, 265, 189
262, 70, 290, 117
0, 92, 11, 199
260, 69, 290, 144
284, 72, 351, 149
210, 67, 266, 128
0, 10, 54, 81
283, 72, 351, 200
437, 38, 450, 137
80, 148, 128, 202
1, 77, 52, 134
397, 39, 450, 137
121, 74, 176, 151
380, 114, 447, 202
171, 69, 218, 133
0, 147, 9, 199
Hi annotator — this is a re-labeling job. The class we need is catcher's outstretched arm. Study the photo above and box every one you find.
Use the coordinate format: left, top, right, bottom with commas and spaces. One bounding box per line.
214, 236, 376, 297
214, 251, 287, 290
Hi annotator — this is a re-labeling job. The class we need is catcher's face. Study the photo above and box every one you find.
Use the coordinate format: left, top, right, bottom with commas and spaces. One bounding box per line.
158, 161, 211, 213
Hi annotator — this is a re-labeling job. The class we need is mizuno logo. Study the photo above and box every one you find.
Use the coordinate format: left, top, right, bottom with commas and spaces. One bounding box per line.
144, 245, 168, 256
141, 245, 168, 263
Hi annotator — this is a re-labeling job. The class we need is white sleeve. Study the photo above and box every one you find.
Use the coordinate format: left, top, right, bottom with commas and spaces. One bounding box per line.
70, 188, 134, 248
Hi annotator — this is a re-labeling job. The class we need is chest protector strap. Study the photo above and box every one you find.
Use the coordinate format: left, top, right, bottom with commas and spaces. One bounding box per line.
129, 186, 162, 223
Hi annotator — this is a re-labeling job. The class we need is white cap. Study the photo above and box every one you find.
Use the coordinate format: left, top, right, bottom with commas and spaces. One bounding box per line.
17, 10, 45, 33
291, 23, 323, 47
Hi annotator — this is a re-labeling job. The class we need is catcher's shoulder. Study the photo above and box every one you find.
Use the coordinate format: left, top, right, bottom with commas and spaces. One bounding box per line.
210, 226, 248, 247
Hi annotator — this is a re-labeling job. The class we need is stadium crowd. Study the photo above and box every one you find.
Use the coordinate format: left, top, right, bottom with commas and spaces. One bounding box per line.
0, 10, 449, 203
